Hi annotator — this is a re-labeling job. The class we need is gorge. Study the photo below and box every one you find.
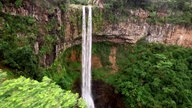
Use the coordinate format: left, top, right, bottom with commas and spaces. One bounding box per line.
0, 0, 192, 108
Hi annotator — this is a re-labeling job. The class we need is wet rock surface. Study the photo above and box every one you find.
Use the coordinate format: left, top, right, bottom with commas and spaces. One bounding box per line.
74, 79, 125, 108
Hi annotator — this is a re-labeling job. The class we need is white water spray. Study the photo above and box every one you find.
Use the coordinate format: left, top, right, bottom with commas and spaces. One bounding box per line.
82, 6, 95, 108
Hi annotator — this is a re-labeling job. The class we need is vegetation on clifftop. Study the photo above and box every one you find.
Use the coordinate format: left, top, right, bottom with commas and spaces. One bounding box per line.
103, 0, 192, 25
68, 0, 192, 26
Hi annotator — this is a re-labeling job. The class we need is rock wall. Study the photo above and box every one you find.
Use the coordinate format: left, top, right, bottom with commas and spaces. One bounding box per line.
99, 22, 192, 47
64, 7, 192, 48
2, 1, 192, 47
1, 0, 192, 66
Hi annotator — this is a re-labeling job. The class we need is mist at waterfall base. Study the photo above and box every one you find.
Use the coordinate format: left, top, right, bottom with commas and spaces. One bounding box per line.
81, 6, 95, 108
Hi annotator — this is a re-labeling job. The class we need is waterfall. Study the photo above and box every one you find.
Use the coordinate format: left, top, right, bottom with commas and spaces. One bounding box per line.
82, 6, 95, 108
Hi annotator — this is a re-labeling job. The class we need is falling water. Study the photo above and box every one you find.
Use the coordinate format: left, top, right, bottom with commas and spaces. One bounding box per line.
82, 6, 95, 108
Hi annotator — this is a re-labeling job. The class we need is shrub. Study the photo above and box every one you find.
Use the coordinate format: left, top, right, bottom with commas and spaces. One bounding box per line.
0, 76, 86, 108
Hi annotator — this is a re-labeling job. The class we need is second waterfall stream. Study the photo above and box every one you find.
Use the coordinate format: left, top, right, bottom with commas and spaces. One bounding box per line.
81, 6, 95, 108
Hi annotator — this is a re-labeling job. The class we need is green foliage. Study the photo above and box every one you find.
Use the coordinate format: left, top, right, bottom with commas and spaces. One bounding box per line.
0, 69, 18, 83
67, 42, 192, 107
0, 1, 2, 11
45, 42, 112, 90
60, 3, 67, 13
92, 67, 111, 81
103, 0, 192, 25
147, 11, 192, 25
61, 42, 192, 107
70, 0, 88, 5
67, 8, 82, 34
39, 34, 56, 56
0, 0, 23, 7
15, 0, 23, 7
0, 69, 8, 83
44, 47, 81, 90
0, 45, 39, 76
39, 15, 65, 60
92, 8, 104, 31
110, 43, 192, 108
0, 76, 86, 108
92, 42, 112, 66
142, 0, 192, 25
0, 12, 40, 79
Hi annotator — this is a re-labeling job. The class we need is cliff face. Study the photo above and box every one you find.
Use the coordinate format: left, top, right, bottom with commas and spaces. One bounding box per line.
1, 0, 192, 66
63, 6, 192, 48
64, 6, 192, 48
1, 0, 65, 66
99, 22, 192, 47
